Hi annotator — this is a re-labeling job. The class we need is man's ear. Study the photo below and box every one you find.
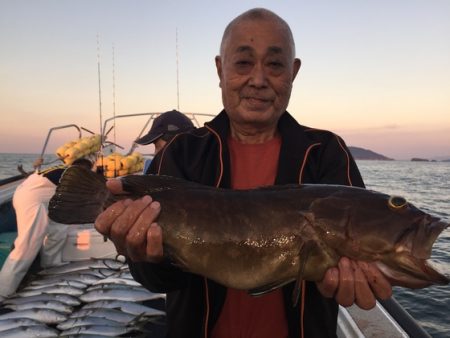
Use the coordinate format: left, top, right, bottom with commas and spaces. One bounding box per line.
215, 55, 223, 88
292, 58, 301, 81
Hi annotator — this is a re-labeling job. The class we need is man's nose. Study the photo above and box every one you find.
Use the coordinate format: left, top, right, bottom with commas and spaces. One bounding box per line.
248, 63, 268, 87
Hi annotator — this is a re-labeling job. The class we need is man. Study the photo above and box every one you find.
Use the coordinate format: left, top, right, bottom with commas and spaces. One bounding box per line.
95, 8, 392, 338
0, 158, 93, 297
135, 109, 195, 155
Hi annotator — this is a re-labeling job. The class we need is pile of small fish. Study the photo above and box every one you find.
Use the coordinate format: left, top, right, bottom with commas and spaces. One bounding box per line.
0, 257, 166, 337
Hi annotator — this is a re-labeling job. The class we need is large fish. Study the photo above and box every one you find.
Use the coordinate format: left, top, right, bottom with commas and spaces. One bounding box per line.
48, 166, 449, 294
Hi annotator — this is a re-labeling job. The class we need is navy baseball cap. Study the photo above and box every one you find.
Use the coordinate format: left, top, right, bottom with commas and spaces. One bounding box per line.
135, 110, 195, 145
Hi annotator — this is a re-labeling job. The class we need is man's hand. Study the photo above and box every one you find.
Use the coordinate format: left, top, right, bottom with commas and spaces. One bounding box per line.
94, 179, 164, 263
316, 257, 392, 310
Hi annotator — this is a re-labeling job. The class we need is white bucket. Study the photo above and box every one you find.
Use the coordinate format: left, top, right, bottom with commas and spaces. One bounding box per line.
62, 224, 117, 261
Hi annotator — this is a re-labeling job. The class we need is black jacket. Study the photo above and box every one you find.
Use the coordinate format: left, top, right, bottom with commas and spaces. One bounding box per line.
129, 111, 365, 338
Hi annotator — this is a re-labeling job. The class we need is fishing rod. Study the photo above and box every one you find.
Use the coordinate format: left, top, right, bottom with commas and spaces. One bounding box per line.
176, 27, 180, 110
96, 34, 103, 139
112, 43, 117, 149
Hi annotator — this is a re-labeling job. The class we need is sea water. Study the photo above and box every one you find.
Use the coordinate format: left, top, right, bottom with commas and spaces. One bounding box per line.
0, 153, 59, 180
357, 160, 450, 338
1, 154, 449, 337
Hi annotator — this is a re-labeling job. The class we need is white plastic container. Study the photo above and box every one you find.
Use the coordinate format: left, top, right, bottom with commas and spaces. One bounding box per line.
62, 224, 117, 261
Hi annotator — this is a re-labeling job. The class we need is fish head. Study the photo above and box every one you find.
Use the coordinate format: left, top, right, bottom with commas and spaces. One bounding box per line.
308, 186, 449, 288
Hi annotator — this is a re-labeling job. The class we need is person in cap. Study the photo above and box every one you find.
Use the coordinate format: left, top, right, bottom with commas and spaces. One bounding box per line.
135, 110, 195, 154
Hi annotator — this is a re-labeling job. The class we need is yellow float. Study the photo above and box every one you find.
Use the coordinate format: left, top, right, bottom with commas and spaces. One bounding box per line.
55, 135, 102, 165
95, 151, 144, 177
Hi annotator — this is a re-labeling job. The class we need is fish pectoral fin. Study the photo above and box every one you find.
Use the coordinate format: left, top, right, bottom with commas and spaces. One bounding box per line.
292, 240, 316, 307
248, 279, 293, 297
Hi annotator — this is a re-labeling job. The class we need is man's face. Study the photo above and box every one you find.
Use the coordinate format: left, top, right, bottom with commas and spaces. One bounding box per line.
154, 138, 167, 154
216, 18, 301, 130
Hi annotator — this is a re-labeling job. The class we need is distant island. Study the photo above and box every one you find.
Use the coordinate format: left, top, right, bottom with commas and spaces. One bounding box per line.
349, 148, 450, 162
348, 146, 393, 161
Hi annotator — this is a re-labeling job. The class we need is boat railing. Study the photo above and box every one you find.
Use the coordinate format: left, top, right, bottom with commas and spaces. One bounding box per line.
11, 112, 215, 177
379, 298, 431, 337
102, 112, 216, 155
34, 124, 84, 171
0, 174, 27, 188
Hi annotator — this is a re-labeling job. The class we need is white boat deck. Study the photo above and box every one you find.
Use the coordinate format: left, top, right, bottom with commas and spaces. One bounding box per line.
338, 303, 408, 337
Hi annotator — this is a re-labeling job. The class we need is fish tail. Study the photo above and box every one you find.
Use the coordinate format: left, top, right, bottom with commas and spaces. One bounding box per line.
48, 166, 115, 224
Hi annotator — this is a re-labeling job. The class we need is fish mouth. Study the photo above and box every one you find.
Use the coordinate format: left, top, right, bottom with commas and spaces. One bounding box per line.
376, 259, 449, 288
376, 219, 449, 288
411, 219, 449, 259
376, 252, 449, 289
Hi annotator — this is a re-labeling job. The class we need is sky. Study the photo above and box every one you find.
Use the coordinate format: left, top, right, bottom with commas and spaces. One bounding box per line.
1, 0, 449, 160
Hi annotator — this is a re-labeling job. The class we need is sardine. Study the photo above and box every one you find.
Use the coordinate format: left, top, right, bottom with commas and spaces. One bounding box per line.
80, 288, 160, 303
0, 318, 43, 332
14, 285, 84, 297
4, 300, 73, 314
57, 316, 125, 330
48, 166, 449, 293
58, 324, 134, 337
86, 283, 148, 292
68, 308, 137, 324
0, 308, 67, 324
31, 273, 101, 286
3, 293, 81, 306
22, 279, 87, 290
0, 325, 59, 338
81, 299, 165, 316
37, 258, 125, 275
91, 276, 142, 286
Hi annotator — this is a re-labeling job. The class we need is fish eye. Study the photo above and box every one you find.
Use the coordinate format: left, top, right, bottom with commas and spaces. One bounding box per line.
388, 196, 408, 210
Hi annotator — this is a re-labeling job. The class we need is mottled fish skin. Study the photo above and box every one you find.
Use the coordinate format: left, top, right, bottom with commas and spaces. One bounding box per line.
2, 293, 81, 306
48, 166, 449, 292
58, 324, 134, 337
0, 308, 67, 324
85, 283, 148, 292
31, 273, 101, 286
91, 276, 142, 286
57, 316, 125, 330
68, 308, 136, 324
5, 300, 74, 314
109, 270, 134, 280
81, 299, 166, 316
80, 288, 160, 303
0, 325, 59, 338
37, 258, 126, 276
59, 334, 117, 338
14, 285, 84, 297
0, 318, 43, 332
22, 280, 87, 290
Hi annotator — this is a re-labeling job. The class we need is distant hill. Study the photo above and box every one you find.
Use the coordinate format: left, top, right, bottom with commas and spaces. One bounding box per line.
348, 146, 393, 160
431, 156, 450, 162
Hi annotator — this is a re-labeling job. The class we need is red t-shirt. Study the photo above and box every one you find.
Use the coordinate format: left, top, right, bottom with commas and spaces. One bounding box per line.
211, 135, 289, 338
